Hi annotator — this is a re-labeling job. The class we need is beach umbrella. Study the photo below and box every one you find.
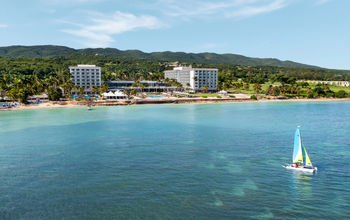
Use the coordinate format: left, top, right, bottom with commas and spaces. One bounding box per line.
73, 95, 77, 98
85, 95, 90, 98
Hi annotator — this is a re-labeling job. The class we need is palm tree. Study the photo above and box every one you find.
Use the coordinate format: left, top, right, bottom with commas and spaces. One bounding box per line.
0, 74, 10, 98
140, 82, 147, 92
45, 75, 59, 90
244, 83, 250, 90
61, 81, 74, 98
99, 82, 108, 94
132, 81, 142, 93
202, 85, 208, 93
78, 86, 85, 97
123, 89, 132, 99
92, 85, 99, 96
253, 84, 261, 94
55, 69, 73, 98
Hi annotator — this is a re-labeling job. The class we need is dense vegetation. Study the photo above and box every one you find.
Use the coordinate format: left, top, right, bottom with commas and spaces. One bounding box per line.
1, 49, 350, 103
0, 45, 318, 68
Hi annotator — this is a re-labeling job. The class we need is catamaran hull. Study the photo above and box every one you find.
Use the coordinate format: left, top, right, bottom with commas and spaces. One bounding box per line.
284, 165, 317, 173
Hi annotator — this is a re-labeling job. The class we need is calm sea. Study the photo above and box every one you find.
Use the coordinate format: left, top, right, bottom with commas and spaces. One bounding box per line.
0, 102, 349, 219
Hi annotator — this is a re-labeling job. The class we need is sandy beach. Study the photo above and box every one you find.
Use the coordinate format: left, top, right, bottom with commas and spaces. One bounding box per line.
2, 96, 350, 111
0, 102, 82, 111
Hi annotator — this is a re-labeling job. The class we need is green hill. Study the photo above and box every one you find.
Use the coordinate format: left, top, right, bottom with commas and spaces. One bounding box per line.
0, 45, 317, 68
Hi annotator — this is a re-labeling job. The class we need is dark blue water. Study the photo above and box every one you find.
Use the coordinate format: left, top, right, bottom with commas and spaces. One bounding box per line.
0, 102, 349, 219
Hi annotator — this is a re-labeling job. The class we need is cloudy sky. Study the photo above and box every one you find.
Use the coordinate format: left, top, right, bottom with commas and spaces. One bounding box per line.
0, 0, 349, 69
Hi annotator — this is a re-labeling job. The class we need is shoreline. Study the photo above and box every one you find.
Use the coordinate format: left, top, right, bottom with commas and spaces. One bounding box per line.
1, 97, 350, 111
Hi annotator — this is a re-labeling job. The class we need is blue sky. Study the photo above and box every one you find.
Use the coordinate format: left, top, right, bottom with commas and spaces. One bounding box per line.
0, 0, 349, 69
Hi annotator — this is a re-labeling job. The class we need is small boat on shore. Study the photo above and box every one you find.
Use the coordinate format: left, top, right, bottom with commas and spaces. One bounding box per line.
284, 127, 317, 173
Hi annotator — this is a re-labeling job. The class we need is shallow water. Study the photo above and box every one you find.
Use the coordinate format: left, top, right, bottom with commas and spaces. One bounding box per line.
0, 102, 349, 219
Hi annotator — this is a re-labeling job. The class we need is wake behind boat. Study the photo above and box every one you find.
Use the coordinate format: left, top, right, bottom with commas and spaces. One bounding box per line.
284, 127, 317, 173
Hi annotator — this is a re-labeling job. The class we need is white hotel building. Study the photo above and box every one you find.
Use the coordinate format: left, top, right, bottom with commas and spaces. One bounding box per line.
164, 66, 218, 92
69, 65, 101, 94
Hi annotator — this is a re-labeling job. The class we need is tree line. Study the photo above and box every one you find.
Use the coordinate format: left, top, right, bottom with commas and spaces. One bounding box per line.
1, 55, 350, 103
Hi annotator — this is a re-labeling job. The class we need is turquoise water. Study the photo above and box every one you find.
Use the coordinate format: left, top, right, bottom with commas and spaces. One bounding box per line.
0, 102, 349, 219
147, 95, 164, 98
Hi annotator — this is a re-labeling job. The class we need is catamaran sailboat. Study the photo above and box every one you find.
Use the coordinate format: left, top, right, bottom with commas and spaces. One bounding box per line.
284, 127, 317, 173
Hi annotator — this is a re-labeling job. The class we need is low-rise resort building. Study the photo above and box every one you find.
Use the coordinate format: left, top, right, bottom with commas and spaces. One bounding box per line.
27, 94, 49, 103
164, 66, 218, 92
105, 81, 181, 92
102, 91, 128, 100
303, 80, 350, 87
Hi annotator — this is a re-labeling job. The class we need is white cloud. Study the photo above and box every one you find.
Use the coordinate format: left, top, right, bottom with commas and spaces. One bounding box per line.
0, 24, 8, 28
226, 0, 287, 18
43, 0, 104, 4
62, 11, 163, 47
156, 0, 288, 19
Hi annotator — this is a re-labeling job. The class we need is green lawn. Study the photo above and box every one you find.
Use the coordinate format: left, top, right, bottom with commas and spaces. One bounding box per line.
225, 82, 281, 95
192, 82, 350, 98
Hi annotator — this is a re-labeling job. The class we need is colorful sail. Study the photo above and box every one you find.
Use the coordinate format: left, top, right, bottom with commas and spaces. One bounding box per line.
292, 127, 313, 167
303, 145, 313, 167
293, 128, 303, 164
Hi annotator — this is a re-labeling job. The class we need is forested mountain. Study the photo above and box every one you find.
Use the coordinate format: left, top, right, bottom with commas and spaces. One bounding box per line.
0, 45, 317, 68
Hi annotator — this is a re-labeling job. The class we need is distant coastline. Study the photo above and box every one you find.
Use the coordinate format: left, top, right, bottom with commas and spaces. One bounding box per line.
2, 97, 350, 111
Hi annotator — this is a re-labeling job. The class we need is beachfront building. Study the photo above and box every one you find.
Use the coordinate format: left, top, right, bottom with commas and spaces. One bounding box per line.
164, 66, 218, 92
164, 66, 192, 88
218, 90, 228, 96
102, 90, 128, 100
70, 65, 102, 94
105, 81, 181, 92
27, 94, 49, 103
302, 80, 350, 87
